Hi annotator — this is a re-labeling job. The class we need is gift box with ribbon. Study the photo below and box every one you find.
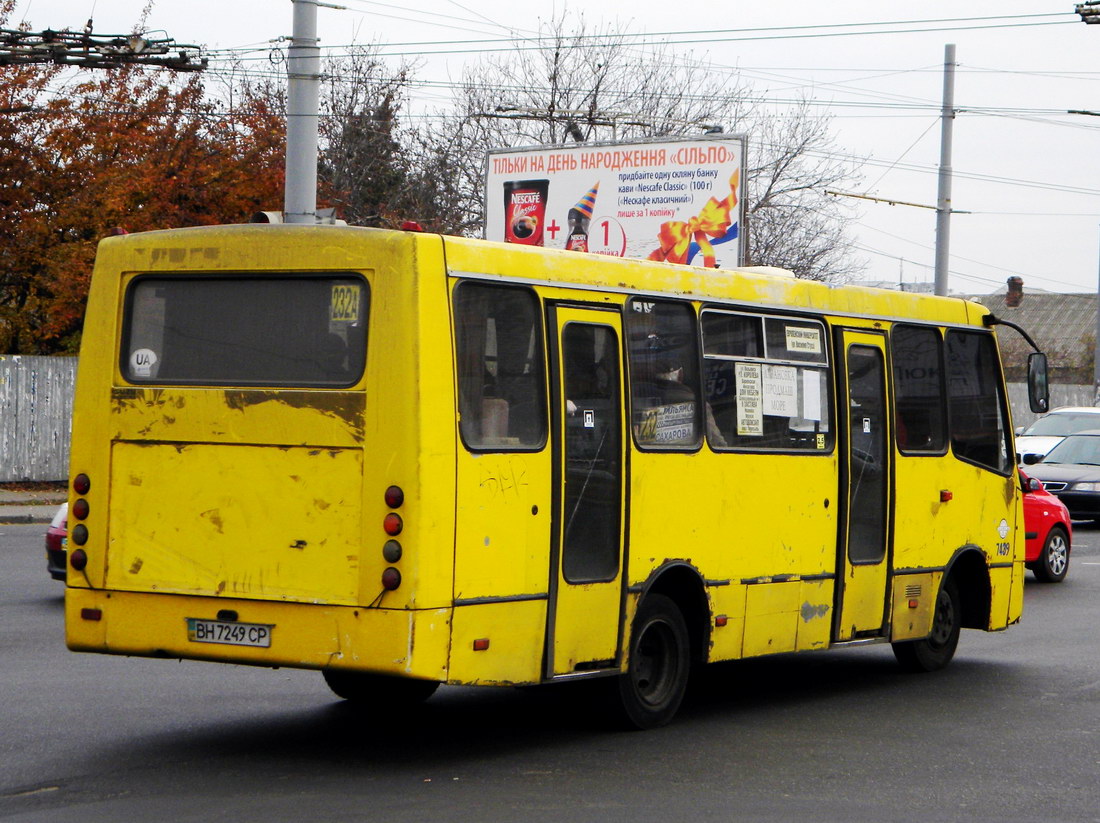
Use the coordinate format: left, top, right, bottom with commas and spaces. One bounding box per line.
648, 169, 740, 268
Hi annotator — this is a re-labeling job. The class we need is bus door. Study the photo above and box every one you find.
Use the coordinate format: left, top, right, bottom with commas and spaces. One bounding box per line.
835, 330, 892, 641
545, 306, 627, 678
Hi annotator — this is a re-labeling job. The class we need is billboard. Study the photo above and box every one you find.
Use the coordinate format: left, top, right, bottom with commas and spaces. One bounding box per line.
485, 135, 746, 269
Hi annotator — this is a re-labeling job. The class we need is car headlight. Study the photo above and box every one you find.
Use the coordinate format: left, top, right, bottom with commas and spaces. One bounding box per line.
1071, 481, 1100, 492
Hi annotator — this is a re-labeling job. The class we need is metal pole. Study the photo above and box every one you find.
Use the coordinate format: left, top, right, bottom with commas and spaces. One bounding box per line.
284, 0, 320, 224
934, 44, 956, 296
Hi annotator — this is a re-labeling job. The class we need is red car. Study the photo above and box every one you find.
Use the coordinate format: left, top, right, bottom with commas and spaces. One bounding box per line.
1021, 470, 1071, 583
44, 502, 68, 581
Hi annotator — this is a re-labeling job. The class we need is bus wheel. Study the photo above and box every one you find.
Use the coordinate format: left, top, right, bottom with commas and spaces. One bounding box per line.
322, 670, 440, 705
616, 593, 690, 729
892, 578, 961, 673
1033, 526, 1069, 583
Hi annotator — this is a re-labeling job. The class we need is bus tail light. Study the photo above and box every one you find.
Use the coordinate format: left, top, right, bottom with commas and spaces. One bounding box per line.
383, 540, 402, 563
70, 548, 88, 571
381, 568, 402, 590
383, 513, 403, 536
384, 485, 404, 508
73, 473, 91, 495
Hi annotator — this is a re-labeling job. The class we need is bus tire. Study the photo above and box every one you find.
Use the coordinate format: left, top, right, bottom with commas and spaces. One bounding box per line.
891, 578, 961, 673
1033, 526, 1069, 583
322, 670, 440, 705
616, 593, 690, 729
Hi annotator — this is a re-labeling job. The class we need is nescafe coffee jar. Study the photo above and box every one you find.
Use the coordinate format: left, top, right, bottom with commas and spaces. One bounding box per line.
503, 180, 549, 245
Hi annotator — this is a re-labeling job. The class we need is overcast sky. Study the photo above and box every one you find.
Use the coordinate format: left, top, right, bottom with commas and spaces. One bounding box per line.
12, 0, 1100, 295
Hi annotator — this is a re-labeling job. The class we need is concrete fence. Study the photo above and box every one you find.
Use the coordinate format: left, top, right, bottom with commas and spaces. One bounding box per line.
1008, 382, 1095, 430
0, 356, 77, 482
0, 351, 1094, 482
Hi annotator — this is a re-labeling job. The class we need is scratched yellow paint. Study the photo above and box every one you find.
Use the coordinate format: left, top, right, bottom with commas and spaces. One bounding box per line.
889, 573, 938, 642
107, 442, 364, 603
67, 587, 451, 680
65, 223, 1025, 696
448, 600, 547, 685
453, 450, 552, 600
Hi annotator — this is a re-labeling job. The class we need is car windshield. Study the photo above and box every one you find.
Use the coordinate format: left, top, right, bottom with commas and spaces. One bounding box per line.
1023, 412, 1100, 437
1041, 434, 1100, 465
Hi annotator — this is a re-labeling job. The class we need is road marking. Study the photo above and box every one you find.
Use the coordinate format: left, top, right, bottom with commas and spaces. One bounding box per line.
3, 786, 59, 798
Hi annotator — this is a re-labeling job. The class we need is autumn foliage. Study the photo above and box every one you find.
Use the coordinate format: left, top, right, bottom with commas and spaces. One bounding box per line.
0, 25, 285, 353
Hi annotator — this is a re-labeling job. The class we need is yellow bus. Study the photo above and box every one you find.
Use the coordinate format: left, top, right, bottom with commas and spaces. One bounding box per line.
65, 223, 1048, 728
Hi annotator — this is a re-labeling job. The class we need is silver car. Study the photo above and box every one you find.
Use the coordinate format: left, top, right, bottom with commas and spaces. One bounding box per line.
1016, 406, 1100, 463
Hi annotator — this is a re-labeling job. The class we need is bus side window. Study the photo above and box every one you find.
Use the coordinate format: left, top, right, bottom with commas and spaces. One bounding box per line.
700, 310, 831, 452
454, 282, 547, 450
626, 299, 702, 449
891, 325, 947, 453
946, 330, 1012, 473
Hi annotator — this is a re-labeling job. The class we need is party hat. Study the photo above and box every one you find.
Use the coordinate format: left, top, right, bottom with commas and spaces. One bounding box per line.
573, 182, 599, 218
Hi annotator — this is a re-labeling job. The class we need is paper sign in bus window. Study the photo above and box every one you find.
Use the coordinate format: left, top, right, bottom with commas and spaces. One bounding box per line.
640, 402, 694, 442
735, 362, 763, 436
330, 284, 360, 322
763, 364, 798, 418
802, 369, 822, 421
785, 326, 821, 355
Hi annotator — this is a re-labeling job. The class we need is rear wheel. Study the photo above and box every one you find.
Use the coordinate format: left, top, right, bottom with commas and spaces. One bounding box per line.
616, 593, 690, 729
1033, 526, 1069, 583
322, 670, 440, 705
892, 578, 961, 673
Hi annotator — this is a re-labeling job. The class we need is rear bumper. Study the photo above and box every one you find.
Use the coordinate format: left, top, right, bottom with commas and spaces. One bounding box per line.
65, 587, 452, 681
46, 548, 67, 581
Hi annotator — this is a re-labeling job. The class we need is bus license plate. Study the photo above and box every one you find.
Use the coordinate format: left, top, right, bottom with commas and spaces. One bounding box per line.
186, 618, 273, 648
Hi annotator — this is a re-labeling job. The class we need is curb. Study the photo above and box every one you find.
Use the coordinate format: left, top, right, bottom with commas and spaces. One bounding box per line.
0, 509, 55, 525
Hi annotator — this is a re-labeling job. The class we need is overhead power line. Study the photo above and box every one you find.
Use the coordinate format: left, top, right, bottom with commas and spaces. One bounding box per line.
0, 24, 207, 71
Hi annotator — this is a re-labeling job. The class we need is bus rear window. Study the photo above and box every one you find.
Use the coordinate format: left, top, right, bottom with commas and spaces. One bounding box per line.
121, 275, 368, 386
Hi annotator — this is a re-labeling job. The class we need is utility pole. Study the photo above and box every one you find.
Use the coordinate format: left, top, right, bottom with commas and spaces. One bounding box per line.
283, 0, 324, 224
934, 44, 956, 297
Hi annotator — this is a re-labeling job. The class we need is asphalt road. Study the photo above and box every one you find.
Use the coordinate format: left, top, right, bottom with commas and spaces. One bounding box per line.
2, 523, 1099, 823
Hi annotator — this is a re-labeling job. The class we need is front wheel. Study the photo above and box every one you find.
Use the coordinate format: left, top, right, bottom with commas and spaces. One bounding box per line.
892, 578, 960, 673
616, 593, 690, 729
322, 669, 440, 705
1033, 526, 1069, 583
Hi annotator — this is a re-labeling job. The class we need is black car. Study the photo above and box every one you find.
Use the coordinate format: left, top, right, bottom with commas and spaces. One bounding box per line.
1024, 430, 1100, 522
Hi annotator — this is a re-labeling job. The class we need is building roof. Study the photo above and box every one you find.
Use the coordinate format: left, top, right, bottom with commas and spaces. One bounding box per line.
966, 291, 1097, 379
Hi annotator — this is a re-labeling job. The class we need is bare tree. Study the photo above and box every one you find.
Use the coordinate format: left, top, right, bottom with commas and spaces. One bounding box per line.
317, 48, 416, 227
417, 15, 863, 281
743, 101, 864, 281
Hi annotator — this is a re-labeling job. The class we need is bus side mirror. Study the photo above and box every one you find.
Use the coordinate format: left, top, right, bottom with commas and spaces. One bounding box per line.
1027, 352, 1049, 414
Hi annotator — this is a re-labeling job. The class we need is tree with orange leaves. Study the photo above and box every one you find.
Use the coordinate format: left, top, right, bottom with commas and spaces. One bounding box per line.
0, 4, 285, 353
